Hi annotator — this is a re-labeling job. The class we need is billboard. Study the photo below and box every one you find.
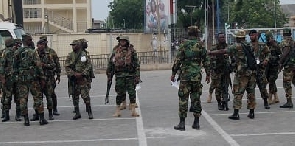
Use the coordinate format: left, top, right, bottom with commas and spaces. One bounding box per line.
144, 0, 170, 33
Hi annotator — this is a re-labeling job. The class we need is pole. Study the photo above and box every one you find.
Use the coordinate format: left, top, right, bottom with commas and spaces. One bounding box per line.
212, 0, 215, 44
274, 0, 277, 28
216, 0, 220, 33
205, 0, 208, 50
157, 0, 161, 51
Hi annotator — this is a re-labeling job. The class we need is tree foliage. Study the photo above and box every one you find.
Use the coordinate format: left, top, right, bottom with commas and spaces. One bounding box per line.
108, 0, 144, 29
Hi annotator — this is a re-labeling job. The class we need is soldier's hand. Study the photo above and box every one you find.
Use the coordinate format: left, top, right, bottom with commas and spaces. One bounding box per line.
56, 75, 61, 84
262, 60, 268, 66
170, 75, 175, 82
134, 76, 140, 84
74, 72, 83, 79
205, 75, 210, 84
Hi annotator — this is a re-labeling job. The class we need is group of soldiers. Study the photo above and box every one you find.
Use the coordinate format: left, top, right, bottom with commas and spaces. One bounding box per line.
171, 27, 295, 131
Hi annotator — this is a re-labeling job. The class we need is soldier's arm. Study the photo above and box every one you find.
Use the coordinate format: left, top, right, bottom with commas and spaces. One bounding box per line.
279, 47, 290, 65
263, 44, 270, 63
81, 55, 92, 76
64, 53, 75, 76
201, 47, 210, 76
133, 50, 140, 78
106, 53, 115, 78
171, 46, 184, 75
0, 51, 6, 76
50, 49, 61, 77
33, 51, 46, 80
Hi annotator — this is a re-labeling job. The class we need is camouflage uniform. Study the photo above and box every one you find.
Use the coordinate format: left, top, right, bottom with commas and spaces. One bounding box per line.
65, 40, 93, 120
106, 36, 140, 117
39, 36, 61, 115
265, 32, 281, 104
279, 29, 295, 108
14, 34, 48, 126
0, 39, 22, 122
250, 36, 270, 109
172, 26, 210, 131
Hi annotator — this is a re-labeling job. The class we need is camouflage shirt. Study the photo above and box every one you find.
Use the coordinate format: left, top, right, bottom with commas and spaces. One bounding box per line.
0, 47, 14, 76
210, 43, 229, 74
267, 42, 281, 66
38, 48, 56, 77
251, 42, 270, 64
65, 49, 92, 77
45, 46, 61, 77
172, 39, 210, 81
280, 38, 295, 68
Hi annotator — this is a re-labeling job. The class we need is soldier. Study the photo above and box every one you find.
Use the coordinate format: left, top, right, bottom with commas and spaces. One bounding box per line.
171, 26, 210, 131
33, 39, 55, 120
209, 30, 257, 120
106, 35, 140, 117
265, 31, 281, 104
65, 40, 93, 120
0, 39, 22, 122
249, 30, 270, 109
279, 28, 295, 109
14, 34, 48, 126
39, 36, 61, 115
208, 33, 231, 110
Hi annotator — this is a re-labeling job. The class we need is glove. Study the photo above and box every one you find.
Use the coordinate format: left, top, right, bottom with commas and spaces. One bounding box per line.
171, 75, 175, 82
56, 75, 60, 84
134, 76, 140, 84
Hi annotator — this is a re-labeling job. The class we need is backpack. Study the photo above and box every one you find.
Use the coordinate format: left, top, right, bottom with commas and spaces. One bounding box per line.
114, 45, 135, 72
241, 43, 256, 70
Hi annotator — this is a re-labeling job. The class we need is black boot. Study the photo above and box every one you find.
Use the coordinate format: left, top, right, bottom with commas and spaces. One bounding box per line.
247, 109, 255, 119
86, 105, 93, 119
24, 115, 30, 126
1, 109, 4, 118
30, 110, 39, 121
15, 109, 22, 121
73, 106, 81, 120
2, 110, 10, 122
218, 101, 224, 110
192, 117, 200, 130
264, 98, 270, 109
174, 117, 185, 131
280, 98, 293, 108
222, 101, 229, 111
39, 112, 48, 125
53, 108, 60, 116
48, 109, 54, 120
228, 109, 240, 120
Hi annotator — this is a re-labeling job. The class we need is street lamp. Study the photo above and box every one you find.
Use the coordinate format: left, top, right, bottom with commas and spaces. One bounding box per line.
185, 5, 196, 25
44, 14, 49, 33
123, 19, 125, 29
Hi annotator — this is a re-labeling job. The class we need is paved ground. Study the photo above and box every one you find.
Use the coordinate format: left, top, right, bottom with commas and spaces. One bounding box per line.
0, 70, 294, 146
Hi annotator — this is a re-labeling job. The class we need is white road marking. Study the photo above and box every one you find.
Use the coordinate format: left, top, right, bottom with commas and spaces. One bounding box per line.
136, 90, 148, 146
230, 132, 295, 137
202, 109, 240, 146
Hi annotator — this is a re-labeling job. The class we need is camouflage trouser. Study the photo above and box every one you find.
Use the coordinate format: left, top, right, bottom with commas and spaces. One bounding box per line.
115, 76, 136, 106
2, 76, 20, 110
51, 76, 58, 110
256, 66, 269, 99
209, 72, 222, 101
209, 75, 218, 94
266, 65, 279, 94
18, 80, 44, 116
178, 81, 203, 118
232, 72, 256, 109
72, 78, 91, 107
43, 76, 54, 109
283, 68, 295, 99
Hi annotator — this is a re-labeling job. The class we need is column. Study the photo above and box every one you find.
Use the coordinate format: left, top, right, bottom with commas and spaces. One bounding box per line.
73, 0, 77, 32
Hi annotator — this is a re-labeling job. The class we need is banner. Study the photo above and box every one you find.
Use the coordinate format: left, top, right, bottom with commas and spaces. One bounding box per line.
144, 0, 170, 33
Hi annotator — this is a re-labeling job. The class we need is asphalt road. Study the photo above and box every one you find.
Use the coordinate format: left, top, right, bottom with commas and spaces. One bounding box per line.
0, 70, 294, 146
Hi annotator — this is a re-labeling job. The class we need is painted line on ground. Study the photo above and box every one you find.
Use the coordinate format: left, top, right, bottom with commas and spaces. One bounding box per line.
202, 109, 240, 146
136, 90, 148, 146
230, 132, 295, 137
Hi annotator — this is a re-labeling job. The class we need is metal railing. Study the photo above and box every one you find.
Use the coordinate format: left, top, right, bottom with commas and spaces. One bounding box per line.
46, 10, 73, 30
23, 0, 41, 5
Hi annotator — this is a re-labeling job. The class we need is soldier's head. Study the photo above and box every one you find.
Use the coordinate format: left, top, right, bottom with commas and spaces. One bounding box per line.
14, 39, 22, 47
39, 35, 48, 46
78, 38, 88, 49
249, 29, 258, 42
118, 35, 129, 47
235, 30, 246, 42
217, 33, 226, 44
70, 40, 81, 51
37, 39, 46, 51
187, 26, 200, 37
265, 31, 274, 43
5, 38, 14, 47
22, 33, 33, 46
283, 28, 292, 38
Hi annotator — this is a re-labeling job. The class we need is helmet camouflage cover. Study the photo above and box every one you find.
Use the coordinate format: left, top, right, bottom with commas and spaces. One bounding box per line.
235, 30, 246, 38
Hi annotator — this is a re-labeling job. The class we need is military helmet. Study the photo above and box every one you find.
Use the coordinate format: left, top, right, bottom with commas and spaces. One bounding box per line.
14, 39, 22, 45
70, 40, 80, 46
235, 30, 246, 38
37, 39, 46, 45
78, 38, 88, 49
283, 28, 291, 36
118, 35, 129, 41
265, 31, 273, 40
39, 35, 47, 41
187, 25, 200, 36
5, 38, 14, 47
22, 33, 32, 41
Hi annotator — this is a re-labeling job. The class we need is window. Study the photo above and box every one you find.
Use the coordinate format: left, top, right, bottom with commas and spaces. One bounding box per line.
23, 8, 42, 18
0, 30, 13, 50
24, 0, 41, 5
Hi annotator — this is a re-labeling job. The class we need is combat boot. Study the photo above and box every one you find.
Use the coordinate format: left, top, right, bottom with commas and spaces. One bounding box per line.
30, 110, 39, 121
48, 109, 54, 120
247, 109, 255, 119
53, 108, 60, 116
120, 100, 127, 110
192, 117, 200, 130
73, 106, 81, 120
174, 117, 185, 131
228, 109, 240, 120
268, 93, 273, 105
86, 105, 93, 119
207, 93, 212, 103
39, 112, 48, 125
1, 109, 4, 118
113, 105, 121, 117
263, 98, 270, 109
24, 114, 30, 126
280, 98, 293, 108
273, 93, 280, 103
2, 110, 10, 122
15, 109, 22, 121
134, 102, 138, 108
218, 101, 224, 110
131, 103, 139, 117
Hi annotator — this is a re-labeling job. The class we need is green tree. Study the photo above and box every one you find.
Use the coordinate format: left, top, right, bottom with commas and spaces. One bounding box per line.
108, 0, 144, 29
